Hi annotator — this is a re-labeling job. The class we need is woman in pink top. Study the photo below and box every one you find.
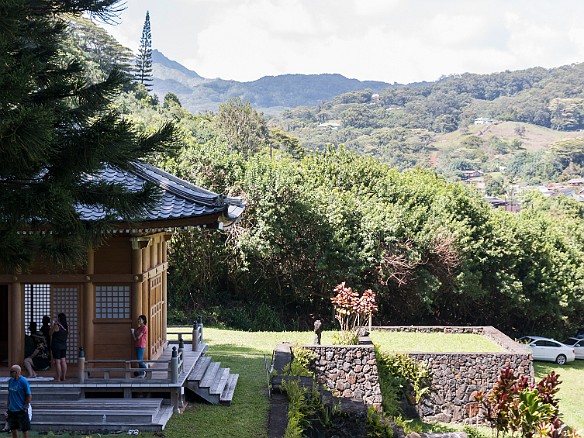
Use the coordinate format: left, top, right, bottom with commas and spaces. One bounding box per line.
131, 315, 148, 377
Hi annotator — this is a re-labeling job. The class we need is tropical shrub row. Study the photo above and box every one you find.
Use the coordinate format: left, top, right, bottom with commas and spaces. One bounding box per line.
112, 89, 584, 338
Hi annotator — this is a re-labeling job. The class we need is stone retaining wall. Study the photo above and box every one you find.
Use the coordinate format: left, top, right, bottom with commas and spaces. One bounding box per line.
373, 326, 533, 423
299, 326, 532, 423
304, 343, 382, 408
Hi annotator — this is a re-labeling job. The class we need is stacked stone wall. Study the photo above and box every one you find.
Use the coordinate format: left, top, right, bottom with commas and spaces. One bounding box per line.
373, 326, 533, 423
300, 326, 532, 424
305, 344, 382, 408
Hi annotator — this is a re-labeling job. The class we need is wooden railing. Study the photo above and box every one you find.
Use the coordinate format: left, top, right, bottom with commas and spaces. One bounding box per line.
77, 345, 184, 383
167, 317, 204, 351
77, 318, 204, 384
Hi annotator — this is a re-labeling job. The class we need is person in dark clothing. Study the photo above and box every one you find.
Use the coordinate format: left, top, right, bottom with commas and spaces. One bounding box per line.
23, 328, 50, 378
40, 316, 51, 351
23, 323, 36, 359
49, 313, 68, 381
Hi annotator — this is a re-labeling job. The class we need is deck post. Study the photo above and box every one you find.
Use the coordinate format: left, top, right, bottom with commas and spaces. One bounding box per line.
171, 388, 180, 414
198, 314, 203, 340
78, 347, 85, 383
170, 347, 178, 384
192, 321, 198, 351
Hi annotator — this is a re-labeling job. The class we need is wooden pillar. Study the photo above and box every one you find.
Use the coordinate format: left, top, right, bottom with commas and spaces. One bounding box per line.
142, 240, 151, 321
162, 234, 171, 343
83, 247, 95, 360
151, 236, 158, 267
131, 238, 146, 333
8, 281, 24, 366
132, 236, 151, 361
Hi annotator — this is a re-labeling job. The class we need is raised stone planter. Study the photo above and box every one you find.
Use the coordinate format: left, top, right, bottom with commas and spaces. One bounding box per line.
294, 326, 531, 425
373, 326, 532, 423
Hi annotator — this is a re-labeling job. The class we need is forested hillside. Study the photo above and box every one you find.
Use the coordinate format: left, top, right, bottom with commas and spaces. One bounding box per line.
271, 65, 584, 187
73, 19, 584, 338
110, 88, 584, 338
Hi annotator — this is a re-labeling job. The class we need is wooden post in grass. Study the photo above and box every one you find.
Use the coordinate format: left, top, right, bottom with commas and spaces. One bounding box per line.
198, 314, 204, 340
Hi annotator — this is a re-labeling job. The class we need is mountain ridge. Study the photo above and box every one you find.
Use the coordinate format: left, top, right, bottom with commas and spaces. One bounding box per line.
151, 49, 390, 113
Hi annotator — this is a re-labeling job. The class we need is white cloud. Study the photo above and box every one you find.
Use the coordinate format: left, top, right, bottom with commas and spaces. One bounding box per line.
99, 0, 584, 84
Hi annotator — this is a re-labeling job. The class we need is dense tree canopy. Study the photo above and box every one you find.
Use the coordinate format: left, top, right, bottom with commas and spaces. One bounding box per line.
41, 21, 584, 338
0, 0, 175, 271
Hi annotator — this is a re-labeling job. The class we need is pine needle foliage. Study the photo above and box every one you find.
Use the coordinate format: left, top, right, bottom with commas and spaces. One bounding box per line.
0, 0, 176, 272
135, 10, 153, 89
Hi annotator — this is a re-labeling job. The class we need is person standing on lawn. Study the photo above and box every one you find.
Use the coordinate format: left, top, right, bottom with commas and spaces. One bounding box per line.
5, 364, 31, 438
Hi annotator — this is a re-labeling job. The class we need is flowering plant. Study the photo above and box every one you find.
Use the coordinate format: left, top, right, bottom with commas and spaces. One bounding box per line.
330, 282, 378, 343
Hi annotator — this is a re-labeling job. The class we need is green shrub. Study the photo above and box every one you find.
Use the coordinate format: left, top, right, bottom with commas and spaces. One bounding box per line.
220, 306, 254, 330
282, 379, 311, 437
287, 345, 317, 377
332, 329, 359, 345
167, 308, 193, 325
367, 407, 394, 437
253, 303, 287, 331
374, 346, 431, 418
475, 368, 582, 438
217, 303, 287, 331
463, 425, 490, 438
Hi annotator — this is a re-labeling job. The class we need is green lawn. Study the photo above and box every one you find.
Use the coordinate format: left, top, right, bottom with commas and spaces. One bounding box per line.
29, 328, 582, 437
369, 331, 505, 353
533, 360, 584, 432
163, 327, 321, 438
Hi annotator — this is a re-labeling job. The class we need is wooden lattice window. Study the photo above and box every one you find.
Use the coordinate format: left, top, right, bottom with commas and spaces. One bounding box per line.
24, 284, 51, 331
95, 285, 131, 319
149, 275, 163, 358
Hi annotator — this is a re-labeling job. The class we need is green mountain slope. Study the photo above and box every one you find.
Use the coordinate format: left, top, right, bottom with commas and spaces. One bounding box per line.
150, 49, 390, 113
269, 65, 584, 184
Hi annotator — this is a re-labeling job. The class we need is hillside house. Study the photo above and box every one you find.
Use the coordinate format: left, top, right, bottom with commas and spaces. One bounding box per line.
474, 117, 497, 125
461, 170, 483, 180
318, 122, 341, 130
567, 178, 584, 186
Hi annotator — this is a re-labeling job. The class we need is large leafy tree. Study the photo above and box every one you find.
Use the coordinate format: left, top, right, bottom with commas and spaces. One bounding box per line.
135, 10, 153, 89
214, 98, 269, 156
0, 0, 175, 271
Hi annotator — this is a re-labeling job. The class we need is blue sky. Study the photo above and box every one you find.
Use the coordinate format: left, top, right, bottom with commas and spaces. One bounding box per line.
100, 0, 584, 84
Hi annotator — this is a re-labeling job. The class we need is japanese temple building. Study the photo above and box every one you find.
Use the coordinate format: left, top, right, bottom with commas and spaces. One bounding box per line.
0, 161, 244, 369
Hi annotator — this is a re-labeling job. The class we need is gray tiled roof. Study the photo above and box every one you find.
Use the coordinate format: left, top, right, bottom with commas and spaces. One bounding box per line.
77, 161, 244, 227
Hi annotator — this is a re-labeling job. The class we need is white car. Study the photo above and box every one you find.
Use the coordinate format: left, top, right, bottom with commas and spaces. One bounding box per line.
517, 336, 576, 365
561, 337, 584, 360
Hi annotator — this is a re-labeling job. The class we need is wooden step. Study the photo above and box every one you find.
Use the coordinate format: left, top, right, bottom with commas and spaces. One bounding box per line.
32, 409, 156, 424
199, 361, 220, 389
210, 367, 230, 395
189, 355, 212, 381
1, 386, 81, 401
33, 398, 164, 411
220, 373, 239, 405
184, 352, 239, 405
31, 403, 174, 433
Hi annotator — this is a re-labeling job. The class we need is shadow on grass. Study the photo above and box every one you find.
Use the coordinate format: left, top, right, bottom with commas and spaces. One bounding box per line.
164, 343, 273, 438
533, 359, 584, 374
